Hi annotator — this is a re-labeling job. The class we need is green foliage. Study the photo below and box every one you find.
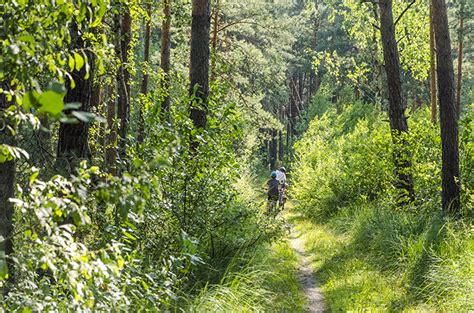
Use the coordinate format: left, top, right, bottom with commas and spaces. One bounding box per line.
291, 101, 473, 310
2, 165, 192, 310
292, 102, 390, 218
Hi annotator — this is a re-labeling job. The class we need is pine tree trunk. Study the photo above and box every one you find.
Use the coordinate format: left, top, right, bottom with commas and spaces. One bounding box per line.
378, 0, 415, 203
117, 9, 132, 159
278, 130, 284, 161
138, 2, 152, 145
57, 21, 95, 172
210, 0, 219, 82
430, 0, 438, 123
0, 82, 15, 293
160, 0, 172, 118
432, 0, 461, 214
189, 0, 211, 130
455, 2, 464, 119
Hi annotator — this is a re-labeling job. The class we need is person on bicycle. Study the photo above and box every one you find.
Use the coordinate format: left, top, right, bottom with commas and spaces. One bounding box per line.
275, 167, 288, 208
275, 167, 287, 185
267, 171, 280, 212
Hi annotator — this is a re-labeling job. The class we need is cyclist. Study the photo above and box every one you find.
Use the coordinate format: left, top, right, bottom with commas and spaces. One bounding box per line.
267, 171, 280, 213
276, 167, 288, 209
275, 167, 287, 185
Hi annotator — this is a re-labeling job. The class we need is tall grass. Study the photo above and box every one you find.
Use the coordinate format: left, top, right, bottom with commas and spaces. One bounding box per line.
291, 104, 474, 311
182, 241, 306, 312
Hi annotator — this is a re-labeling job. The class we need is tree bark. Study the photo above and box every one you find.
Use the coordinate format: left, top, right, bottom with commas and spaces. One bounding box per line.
455, 2, 464, 119
278, 130, 284, 161
189, 0, 211, 130
432, 0, 461, 214
430, 0, 438, 123
378, 0, 415, 203
105, 85, 117, 176
160, 0, 172, 118
270, 129, 277, 170
57, 21, 95, 172
210, 0, 219, 82
0, 82, 15, 293
117, 9, 132, 159
138, 2, 152, 145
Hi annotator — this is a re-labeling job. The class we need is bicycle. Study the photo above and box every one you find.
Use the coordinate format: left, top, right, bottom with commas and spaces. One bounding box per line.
267, 195, 279, 215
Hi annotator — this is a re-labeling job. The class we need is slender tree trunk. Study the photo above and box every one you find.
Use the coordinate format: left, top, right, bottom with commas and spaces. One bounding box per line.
278, 130, 284, 161
210, 0, 220, 82
0, 82, 15, 293
57, 21, 95, 172
189, 0, 211, 130
430, 0, 438, 123
117, 9, 132, 159
160, 0, 172, 118
105, 85, 118, 176
378, 0, 415, 203
286, 124, 290, 147
270, 129, 277, 170
455, 2, 464, 119
432, 0, 460, 214
138, 2, 152, 145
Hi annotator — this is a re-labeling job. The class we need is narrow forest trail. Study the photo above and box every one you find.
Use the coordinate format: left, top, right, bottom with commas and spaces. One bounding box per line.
288, 224, 326, 313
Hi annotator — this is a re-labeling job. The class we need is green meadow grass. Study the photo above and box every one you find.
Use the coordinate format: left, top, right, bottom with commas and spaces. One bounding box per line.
185, 240, 306, 312
289, 207, 473, 312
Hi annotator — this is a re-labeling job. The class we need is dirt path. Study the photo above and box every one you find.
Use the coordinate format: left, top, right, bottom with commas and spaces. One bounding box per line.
289, 228, 326, 313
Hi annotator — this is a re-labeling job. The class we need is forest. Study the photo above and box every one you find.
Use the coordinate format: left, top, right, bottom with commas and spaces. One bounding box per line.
0, 0, 472, 311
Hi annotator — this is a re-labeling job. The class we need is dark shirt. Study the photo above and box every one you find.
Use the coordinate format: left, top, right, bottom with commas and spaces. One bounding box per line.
267, 178, 280, 197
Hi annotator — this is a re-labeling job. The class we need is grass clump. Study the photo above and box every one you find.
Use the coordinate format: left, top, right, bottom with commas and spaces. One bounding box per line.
183, 241, 306, 312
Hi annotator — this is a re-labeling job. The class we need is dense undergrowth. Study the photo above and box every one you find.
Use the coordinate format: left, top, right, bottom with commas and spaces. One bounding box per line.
291, 95, 473, 311
1, 89, 284, 310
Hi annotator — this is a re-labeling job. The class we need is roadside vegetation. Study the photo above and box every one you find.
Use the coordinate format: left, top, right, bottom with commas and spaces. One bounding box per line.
291, 93, 473, 311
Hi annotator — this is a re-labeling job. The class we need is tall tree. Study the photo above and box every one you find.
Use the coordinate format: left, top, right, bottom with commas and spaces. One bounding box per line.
432, 0, 460, 213
270, 129, 277, 170
117, 8, 132, 158
0, 83, 15, 293
455, 0, 465, 118
210, 0, 220, 82
56, 21, 95, 171
189, 0, 211, 130
430, 0, 438, 123
160, 0, 172, 118
378, 0, 415, 203
138, 2, 152, 145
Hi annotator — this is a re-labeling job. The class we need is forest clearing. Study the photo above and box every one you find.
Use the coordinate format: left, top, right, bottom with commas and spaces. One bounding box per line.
1, 0, 473, 311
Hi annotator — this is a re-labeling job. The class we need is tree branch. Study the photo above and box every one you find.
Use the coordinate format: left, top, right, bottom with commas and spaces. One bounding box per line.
394, 0, 416, 26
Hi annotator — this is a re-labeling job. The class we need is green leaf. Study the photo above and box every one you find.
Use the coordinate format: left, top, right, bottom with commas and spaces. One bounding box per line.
123, 231, 137, 241
71, 111, 103, 123
0, 250, 8, 281
63, 102, 82, 110
22, 91, 39, 111
117, 256, 124, 269
29, 170, 39, 186
74, 52, 84, 71
37, 90, 65, 116
68, 54, 75, 71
